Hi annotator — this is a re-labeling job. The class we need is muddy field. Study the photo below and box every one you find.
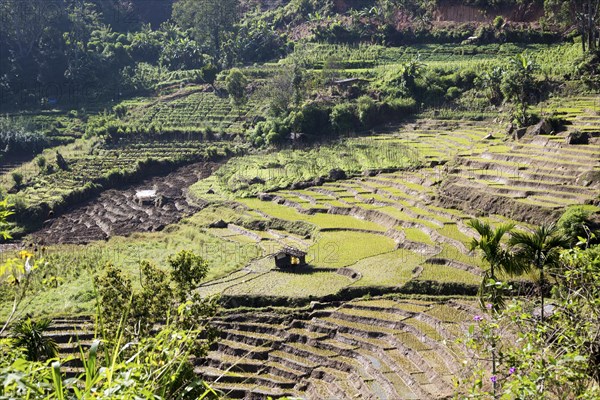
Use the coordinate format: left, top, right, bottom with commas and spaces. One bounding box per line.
28, 162, 220, 245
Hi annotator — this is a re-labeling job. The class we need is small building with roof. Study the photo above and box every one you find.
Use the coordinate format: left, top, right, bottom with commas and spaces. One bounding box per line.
274, 247, 307, 269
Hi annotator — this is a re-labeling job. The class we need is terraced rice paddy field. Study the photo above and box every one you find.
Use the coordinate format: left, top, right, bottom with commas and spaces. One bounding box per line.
186, 98, 599, 301
0, 136, 237, 219
25, 298, 476, 399
285, 42, 581, 77
197, 298, 476, 399
181, 97, 597, 397
125, 88, 258, 135
6, 96, 600, 399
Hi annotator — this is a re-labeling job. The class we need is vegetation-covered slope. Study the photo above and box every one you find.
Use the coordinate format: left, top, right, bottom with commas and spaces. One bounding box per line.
1, 0, 600, 399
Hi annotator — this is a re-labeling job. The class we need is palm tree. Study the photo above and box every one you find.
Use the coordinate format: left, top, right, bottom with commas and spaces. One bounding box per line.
468, 219, 517, 398
509, 223, 569, 321
467, 219, 518, 312
509, 223, 569, 398
11, 316, 58, 362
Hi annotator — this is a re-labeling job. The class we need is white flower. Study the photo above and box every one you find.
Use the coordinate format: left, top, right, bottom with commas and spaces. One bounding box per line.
24, 257, 33, 274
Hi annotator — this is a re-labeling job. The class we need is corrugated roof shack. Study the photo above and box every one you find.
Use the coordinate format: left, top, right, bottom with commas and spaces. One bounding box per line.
333, 78, 367, 86
331, 78, 369, 97
274, 247, 307, 269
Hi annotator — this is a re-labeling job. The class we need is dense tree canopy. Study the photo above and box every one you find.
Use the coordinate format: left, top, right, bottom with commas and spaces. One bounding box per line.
545, 0, 600, 52
172, 0, 239, 60
0, 0, 595, 111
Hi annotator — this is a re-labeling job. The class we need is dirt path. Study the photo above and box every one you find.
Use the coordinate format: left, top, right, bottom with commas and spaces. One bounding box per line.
28, 162, 220, 245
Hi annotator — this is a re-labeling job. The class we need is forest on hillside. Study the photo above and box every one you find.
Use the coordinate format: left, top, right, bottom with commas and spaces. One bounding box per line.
0, 0, 597, 109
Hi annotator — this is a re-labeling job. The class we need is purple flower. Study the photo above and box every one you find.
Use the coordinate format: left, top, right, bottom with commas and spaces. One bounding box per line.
474, 315, 483, 322
490, 375, 497, 383
486, 303, 493, 310
509, 367, 516, 375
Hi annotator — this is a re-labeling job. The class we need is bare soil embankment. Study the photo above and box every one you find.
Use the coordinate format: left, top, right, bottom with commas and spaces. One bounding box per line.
28, 162, 220, 245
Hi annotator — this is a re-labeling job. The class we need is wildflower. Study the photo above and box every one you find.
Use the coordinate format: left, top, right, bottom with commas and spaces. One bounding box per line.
18, 250, 34, 259
486, 303, 493, 310
509, 367, 516, 375
490, 375, 497, 383
474, 315, 483, 322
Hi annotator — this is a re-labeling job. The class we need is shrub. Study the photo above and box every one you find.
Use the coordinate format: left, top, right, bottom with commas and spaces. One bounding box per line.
446, 86, 461, 100
113, 104, 127, 118
357, 96, 378, 127
381, 97, 418, 119
11, 172, 23, 188
10, 317, 58, 362
96, 252, 217, 342
55, 152, 69, 171
35, 156, 46, 173
558, 205, 599, 245
0, 117, 48, 156
251, 118, 290, 146
225, 68, 248, 106
167, 250, 210, 300
0, 321, 217, 399
289, 102, 332, 139
493, 15, 505, 30
0, 199, 13, 241
330, 102, 357, 134
226, 18, 287, 64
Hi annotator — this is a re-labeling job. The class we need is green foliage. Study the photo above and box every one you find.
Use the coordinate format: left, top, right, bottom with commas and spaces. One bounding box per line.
135, 260, 174, 330
0, 199, 13, 241
225, 68, 248, 107
35, 155, 47, 173
0, 323, 219, 399
493, 15, 505, 30
509, 224, 569, 321
168, 250, 210, 300
558, 205, 600, 245
160, 32, 209, 71
287, 102, 332, 138
475, 66, 504, 105
330, 102, 357, 134
172, 0, 239, 59
381, 97, 418, 116
510, 224, 569, 277
223, 17, 287, 65
357, 95, 378, 126
94, 261, 174, 338
120, 63, 167, 94
0, 117, 48, 156
500, 53, 540, 126
251, 117, 290, 145
375, 58, 425, 99
95, 251, 215, 339
545, 0, 600, 53
574, 50, 600, 89
258, 66, 302, 117
10, 317, 58, 362
467, 219, 516, 312
10, 171, 23, 188
457, 244, 600, 399
0, 250, 43, 335
94, 263, 133, 336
